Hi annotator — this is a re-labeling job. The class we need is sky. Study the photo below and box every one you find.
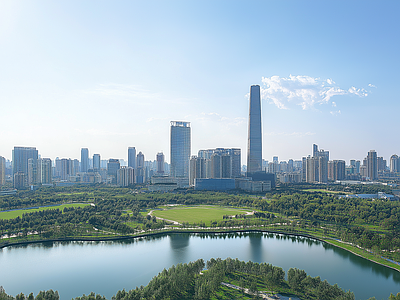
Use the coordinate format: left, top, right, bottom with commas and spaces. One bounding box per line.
0, 0, 399, 165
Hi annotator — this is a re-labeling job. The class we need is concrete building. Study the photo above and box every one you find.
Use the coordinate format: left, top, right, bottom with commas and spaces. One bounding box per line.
81, 148, 89, 173
328, 160, 346, 181
247, 85, 262, 174
170, 121, 191, 181
117, 166, 135, 187
41, 158, 52, 184
390, 154, 399, 173
136, 152, 145, 183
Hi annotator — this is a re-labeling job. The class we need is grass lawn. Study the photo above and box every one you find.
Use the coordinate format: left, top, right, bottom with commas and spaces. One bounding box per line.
152, 206, 252, 225
0, 203, 91, 220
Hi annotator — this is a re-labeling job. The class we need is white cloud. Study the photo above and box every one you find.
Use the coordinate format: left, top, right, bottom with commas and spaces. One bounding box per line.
330, 110, 341, 116
368, 83, 376, 88
261, 75, 368, 110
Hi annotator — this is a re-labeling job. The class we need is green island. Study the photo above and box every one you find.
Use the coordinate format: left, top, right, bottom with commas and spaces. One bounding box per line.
1, 184, 400, 299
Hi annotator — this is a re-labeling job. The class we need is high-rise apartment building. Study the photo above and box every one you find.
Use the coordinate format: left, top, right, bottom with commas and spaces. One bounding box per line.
93, 154, 101, 171
367, 150, 378, 180
41, 158, 52, 184
117, 166, 135, 187
170, 121, 191, 179
198, 148, 241, 179
156, 152, 165, 174
0, 156, 5, 186
328, 160, 346, 181
390, 154, 399, 173
305, 144, 329, 183
81, 148, 89, 173
136, 152, 145, 183
247, 85, 262, 174
12, 146, 38, 187
128, 147, 136, 169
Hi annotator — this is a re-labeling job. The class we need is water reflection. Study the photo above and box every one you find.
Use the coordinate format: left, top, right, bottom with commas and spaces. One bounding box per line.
323, 242, 400, 283
169, 233, 190, 262
248, 232, 263, 262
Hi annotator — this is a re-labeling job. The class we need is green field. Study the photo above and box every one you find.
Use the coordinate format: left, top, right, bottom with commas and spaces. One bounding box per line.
152, 206, 252, 225
0, 203, 91, 220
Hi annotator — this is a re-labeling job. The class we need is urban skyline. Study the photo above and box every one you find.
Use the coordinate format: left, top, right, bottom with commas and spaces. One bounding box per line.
1, 1, 399, 164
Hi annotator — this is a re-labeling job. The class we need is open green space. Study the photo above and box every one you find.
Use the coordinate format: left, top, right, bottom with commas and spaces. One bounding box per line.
0, 203, 91, 220
152, 205, 253, 225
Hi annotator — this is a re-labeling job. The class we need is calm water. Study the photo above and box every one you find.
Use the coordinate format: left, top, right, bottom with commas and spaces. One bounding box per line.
0, 232, 399, 300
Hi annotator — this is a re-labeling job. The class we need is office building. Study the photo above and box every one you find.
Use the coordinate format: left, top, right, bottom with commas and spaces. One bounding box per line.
128, 147, 136, 169
156, 152, 165, 174
367, 150, 378, 180
170, 121, 191, 179
12, 146, 38, 187
247, 85, 262, 174
107, 159, 120, 184
0, 156, 5, 186
81, 148, 89, 173
93, 154, 101, 171
136, 152, 145, 183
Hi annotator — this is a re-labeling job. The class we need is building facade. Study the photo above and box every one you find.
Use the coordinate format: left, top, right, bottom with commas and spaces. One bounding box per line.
81, 148, 89, 173
12, 146, 38, 187
128, 147, 136, 169
170, 121, 191, 179
247, 85, 262, 174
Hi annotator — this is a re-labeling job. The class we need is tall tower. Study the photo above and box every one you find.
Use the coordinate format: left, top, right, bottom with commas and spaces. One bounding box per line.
12, 146, 38, 187
128, 147, 136, 169
247, 85, 262, 174
80, 148, 89, 173
93, 154, 101, 171
156, 152, 165, 174
170, 121, 191, 178
367, 150, 378, 180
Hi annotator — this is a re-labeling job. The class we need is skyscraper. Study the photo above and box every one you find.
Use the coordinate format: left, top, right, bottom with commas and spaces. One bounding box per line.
367, 150, 378, 180
12, 146, 38, 187
0, 156, 5, 186
81, 148, 89, 173
93, 154, 101, 171
247, 85, 262, 174
41, 158, 52, 184
136, 151, 145, 183
128, 147, 136, 169
170, 121, 191, 179
107, 159, 120, 184
156, 152, 165, 174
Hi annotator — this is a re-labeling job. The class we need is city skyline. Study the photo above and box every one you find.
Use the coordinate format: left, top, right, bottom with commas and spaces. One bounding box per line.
1, 1, 400, 163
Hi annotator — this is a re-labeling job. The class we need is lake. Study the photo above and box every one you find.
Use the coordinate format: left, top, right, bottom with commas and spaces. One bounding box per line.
0, 232, 399, 299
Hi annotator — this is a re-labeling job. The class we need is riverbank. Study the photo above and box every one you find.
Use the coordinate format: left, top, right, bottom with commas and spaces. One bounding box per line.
1, 225, 399, 274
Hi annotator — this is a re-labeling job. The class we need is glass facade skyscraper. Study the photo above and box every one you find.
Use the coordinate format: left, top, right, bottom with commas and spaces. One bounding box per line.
128, 147, 136, 169
12, 146, 38, 186
170, 121, 191, 178
247, 85, 262, 173
81, 148, 89, 173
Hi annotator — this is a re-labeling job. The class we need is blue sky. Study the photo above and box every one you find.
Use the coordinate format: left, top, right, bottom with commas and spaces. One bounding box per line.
0, 0, 399, 165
